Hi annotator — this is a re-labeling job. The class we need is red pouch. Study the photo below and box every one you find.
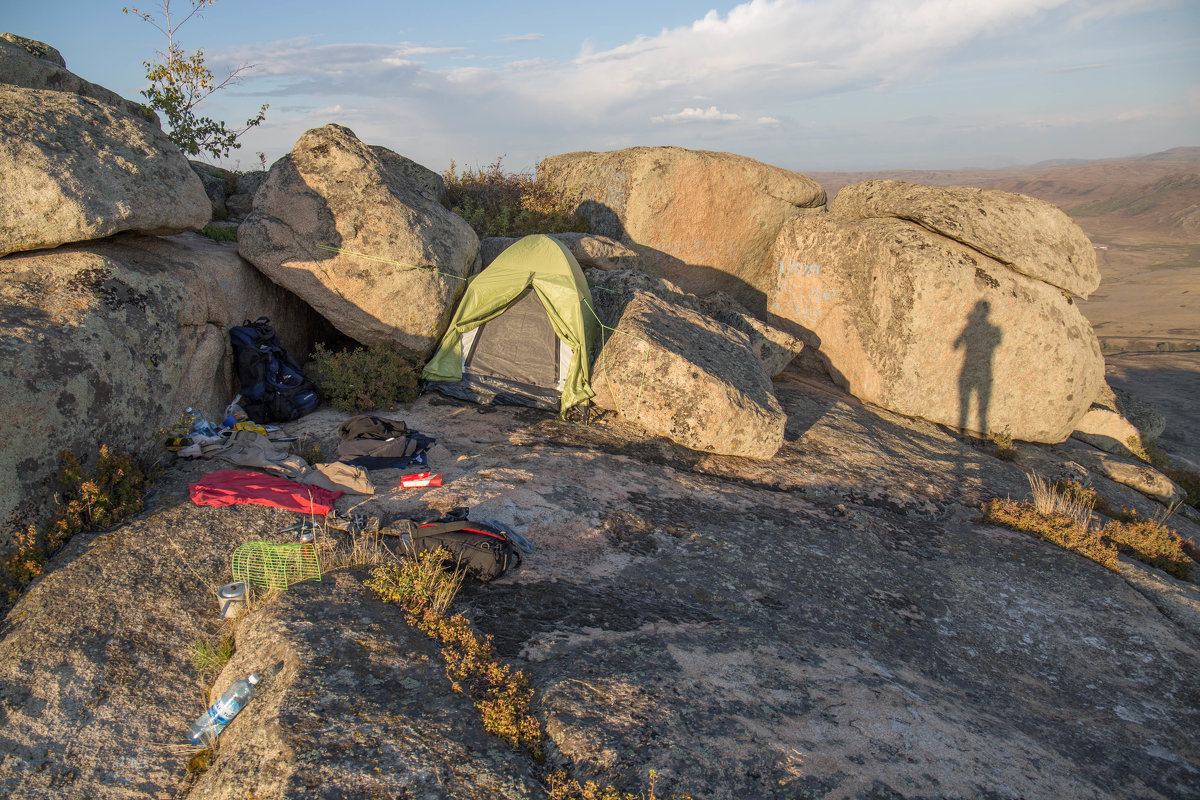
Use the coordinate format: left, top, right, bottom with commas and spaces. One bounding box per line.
399, 472, 442, 488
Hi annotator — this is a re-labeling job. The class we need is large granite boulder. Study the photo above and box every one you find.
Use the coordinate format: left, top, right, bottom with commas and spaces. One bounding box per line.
769, 213, 1104, 442
539, 146, 826, 314
831, 180, 1100, 298
238, 124, 478, 353
591, 290, 785, 458
0, 32, 159, 125
0, 86, 210, 258
0, 233, 329, 549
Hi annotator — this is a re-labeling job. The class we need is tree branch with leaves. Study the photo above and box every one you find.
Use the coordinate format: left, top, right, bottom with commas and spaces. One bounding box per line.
124, 0, 268, 160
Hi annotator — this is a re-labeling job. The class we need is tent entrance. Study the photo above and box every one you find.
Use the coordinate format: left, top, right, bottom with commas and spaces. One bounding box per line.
440, 286, 574, 410
463, 287, 559, 389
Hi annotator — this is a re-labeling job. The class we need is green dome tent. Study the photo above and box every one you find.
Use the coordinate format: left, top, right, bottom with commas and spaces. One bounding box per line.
422, 234, 599, 414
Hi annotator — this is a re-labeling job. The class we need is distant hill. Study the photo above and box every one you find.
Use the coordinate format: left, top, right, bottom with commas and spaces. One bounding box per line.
806, 146, 1200, 243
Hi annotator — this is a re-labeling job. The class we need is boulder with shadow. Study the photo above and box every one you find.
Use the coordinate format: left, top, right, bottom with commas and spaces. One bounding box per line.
0, 86, 210, 257
539, 146, 826, 314
1072, 381, 1167, 459
237, 124, 478, 354
769, 211, 1104, 443
480, 232, 639, 271
831, 180, 1100, 298
591, 289, 786, 459
0, 232, 330, 549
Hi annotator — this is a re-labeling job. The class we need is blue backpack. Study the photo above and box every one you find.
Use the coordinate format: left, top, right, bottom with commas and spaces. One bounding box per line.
229, 317, 320, 423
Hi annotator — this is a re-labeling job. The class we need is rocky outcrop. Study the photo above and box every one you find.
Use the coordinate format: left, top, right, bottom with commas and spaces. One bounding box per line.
191, 161, 231, 220
831, 180, 1101, 298
1060, 440, 1184, 505
0, 87, 210, 258
0, 32, 158, 125
0, 233, 331, 549
698, 291, 804, 377
481, 233, 639, 271
238, 124, 478, 353
583, 267, 700, 330
2, 392, 1199, 800
370, 145, 446, 203
769, 213, 1104, 442
539, 146, 826, 314
1073, 382, 1168, 458
591, 290, 785, 458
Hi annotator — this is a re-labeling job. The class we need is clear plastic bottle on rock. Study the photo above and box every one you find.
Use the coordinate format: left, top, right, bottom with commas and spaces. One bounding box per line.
184, 407, 219, 438
187, 674, 259, 747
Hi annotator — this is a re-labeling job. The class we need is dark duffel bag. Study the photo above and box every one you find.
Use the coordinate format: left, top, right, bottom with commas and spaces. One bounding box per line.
401, 518, 521, 583
336, 414, 434, 470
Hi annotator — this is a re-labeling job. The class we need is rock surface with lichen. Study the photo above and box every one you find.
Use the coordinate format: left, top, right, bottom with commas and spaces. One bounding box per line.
2, 378, 1198, 800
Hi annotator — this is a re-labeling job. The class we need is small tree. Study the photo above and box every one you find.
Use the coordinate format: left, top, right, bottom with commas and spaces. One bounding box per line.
124, 0, 268, 159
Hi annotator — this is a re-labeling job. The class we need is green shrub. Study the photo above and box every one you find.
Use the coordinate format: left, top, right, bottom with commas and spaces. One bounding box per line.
49, 445, 151, 542
310, 342, 421, 412
3, 445, 154, 603
443, 156, 589, 237
990, 429, 1017, 461
201, 224, 237, 242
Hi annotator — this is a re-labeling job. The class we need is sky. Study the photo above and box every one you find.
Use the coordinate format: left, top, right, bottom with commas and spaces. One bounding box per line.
6, 0, 1199, 175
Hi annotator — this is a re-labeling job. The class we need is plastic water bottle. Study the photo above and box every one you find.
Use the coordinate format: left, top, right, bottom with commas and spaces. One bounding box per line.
185, 407, 218, 437
187, 674, 259, 746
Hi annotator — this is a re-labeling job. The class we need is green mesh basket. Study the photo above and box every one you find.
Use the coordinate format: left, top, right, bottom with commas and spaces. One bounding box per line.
231, 540, 321, 592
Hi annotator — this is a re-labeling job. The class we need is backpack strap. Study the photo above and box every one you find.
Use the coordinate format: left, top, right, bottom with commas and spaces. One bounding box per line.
411, 520, 509, 542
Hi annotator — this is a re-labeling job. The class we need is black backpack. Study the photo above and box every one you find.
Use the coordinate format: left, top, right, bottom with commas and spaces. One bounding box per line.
229, 317, 320, 423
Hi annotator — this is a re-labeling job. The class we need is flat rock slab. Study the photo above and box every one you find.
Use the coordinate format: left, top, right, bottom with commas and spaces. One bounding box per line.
2, 374, 1199, 799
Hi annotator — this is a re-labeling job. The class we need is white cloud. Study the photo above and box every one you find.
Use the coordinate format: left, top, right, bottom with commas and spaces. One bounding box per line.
505, 58, 550, 72
1047, 63, 1109, 73
652, 106, 741, 123
205, 1, 1192, 173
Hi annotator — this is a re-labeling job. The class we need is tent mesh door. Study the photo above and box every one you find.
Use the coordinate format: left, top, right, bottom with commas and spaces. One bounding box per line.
465, 287, 559, 389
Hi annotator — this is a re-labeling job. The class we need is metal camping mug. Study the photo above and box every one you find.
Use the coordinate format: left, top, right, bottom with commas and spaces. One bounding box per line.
216, 581, 248, 619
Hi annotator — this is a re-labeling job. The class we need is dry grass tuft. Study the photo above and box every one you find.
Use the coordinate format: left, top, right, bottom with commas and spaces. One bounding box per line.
190, 634, 235, 680
1101, 512, 1194, 581
442, 156, 588, 237
365, 549, 544, 760
981, 473, 1116, 570
983, 473, 1197, 580
546, 769, 688, 800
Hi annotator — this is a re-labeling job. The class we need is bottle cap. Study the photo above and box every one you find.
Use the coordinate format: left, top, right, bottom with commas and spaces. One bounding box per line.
248, 674, 260, 684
